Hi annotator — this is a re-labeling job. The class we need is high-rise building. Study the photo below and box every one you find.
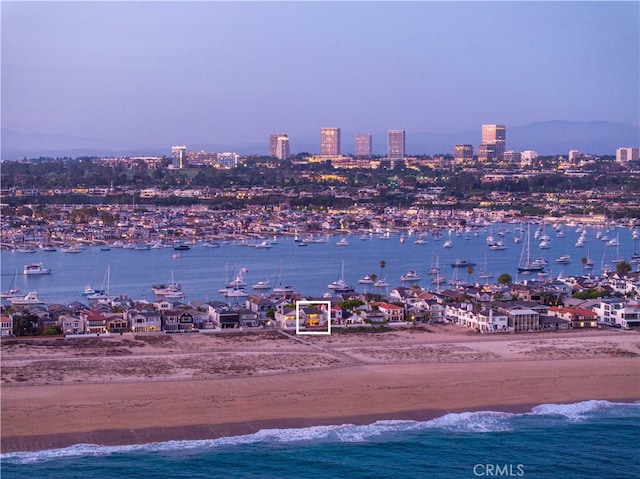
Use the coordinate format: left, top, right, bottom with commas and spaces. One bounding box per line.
481, 124, 506, 161
320, 127, 340, 156
171, 145, 187, 169
568, 150, 582, 162
275, 136, 290, 160
269, 133, 287, 157
477, 143, 497, 162
387, 130, 405, 159
454, 144, 474, 163
355, 134, 372, 158
616, 147, 640, 162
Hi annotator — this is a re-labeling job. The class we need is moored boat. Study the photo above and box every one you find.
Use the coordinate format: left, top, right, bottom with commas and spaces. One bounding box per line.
23, 263, 51, 275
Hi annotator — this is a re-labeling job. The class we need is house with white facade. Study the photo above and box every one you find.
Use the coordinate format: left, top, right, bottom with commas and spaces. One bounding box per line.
592, 299, 640, 329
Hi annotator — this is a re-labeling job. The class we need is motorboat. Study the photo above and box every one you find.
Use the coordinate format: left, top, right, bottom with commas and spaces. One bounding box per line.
400, 270, 421, 281
23, 263, 51, 275
9, 291, 44, 305
450, 259, 476, 268
555, 254, 571, 264
374, 279, 389, 288
252, 280, 272, 290
336, 238, 348, 246
358, 275, 374, 285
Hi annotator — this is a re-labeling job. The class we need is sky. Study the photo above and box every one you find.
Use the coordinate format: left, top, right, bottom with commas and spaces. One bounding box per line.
2, 1, 639, 152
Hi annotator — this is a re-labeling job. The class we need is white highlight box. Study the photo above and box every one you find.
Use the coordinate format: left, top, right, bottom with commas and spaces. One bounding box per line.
295, 300, 331, 335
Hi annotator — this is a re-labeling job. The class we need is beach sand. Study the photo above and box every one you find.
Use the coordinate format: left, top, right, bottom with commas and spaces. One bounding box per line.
2, 326, 639, 452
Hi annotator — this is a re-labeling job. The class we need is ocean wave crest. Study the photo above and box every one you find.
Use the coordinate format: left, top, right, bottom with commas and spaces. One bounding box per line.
530, 399, 640, 422
4, 400, 638, 464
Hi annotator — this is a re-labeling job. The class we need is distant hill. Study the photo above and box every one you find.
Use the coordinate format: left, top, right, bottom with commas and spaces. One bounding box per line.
2, 121, 638, 160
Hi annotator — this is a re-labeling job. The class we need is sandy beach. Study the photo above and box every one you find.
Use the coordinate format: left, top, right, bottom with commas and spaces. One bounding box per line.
2, 326, 639, 453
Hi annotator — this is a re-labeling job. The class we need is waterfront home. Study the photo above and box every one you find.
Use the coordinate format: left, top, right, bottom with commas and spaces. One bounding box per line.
547, 306, 598, 329
238, 308, 261, 328
1, 314, 13, 336
106, 315, 128, 333
59, 314, 86, 335
603, 271, 640, 295
128, 310, 162, 333
162, 309, 195, 332
82, 310, 108, 334
592, 299, 640, 329
209, 307, 240, 329
407, 299, 446, 323
496, 304, 541, 332
539, 315, 572, 330
299, 306, 326, 328
374, 303, 405, 323
275, 306, 297, 330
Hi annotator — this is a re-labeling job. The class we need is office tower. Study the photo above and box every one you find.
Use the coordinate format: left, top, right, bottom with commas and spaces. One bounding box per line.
616, 147, 640, 162
454, 144, 474, 163
568, 150, 582, 162
171, 145, 187, 169
387, 130, 405, 159
355, 134, 372, 158
477, 143, 497, 162
269, 133, 287, 157
275, 136, 290, 160
481, 124, 506, 160
320, 127, 341, 156
503, 151, 521, 163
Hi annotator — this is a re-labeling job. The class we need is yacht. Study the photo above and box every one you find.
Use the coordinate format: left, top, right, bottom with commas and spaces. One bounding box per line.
255, 240, 273, 249
400, 270, 421, 281
9, 291, 44, 305
555, 254, 571, 264
358, 275, 375, 285
373, 278, 390, 288
442, 239, 453, 248
336, 238, 349, 246
252, 280, 272, 290
23, 263, 51, 275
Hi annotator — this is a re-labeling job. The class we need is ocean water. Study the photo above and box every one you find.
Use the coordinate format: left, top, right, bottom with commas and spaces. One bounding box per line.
2, 401, 639, 478
1, 223, 639, 305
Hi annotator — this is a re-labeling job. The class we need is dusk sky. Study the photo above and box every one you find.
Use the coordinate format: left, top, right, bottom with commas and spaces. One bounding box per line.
2, 1, 639, 152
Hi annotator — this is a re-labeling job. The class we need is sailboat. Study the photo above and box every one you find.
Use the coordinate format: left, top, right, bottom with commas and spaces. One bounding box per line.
478, 252, 493, 280
87, 266, 111, 300
152, 271, 183, 297
518, 224, 545, 273
327, 260, 354, 293
0, 270, 23, 299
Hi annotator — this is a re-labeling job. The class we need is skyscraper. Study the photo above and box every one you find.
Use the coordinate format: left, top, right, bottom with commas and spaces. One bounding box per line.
355, 134, 372, 158
269, 133, 287, 157
320, 127, 340, 156
171, 145, 187, 169
481, 124, 506, 161
275, 136, 290, 160
387, 130, 405, 159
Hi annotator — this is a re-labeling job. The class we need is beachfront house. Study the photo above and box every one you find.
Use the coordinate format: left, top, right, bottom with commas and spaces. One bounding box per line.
275, 306, 297, 330
374, 302, 405, 323
547, 306, 598, 329
1, 314, 14, 336
592, 299, 640, 329
162, 309, 195, 332
106, 314, 128, 334
299, 306, 326, 328
59, 314, 86, 335
238, 308, 261, 328
128, 310, 162, 333
81, 310, 108, 335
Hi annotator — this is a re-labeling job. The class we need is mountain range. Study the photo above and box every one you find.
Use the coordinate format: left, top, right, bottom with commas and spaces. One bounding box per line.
2, 121, 638, 161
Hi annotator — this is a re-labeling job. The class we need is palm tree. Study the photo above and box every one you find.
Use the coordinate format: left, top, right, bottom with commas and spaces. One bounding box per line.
379, 260, 386, 279
616, 260, 632, 276
466, 265, 474, 285
581, 257, 587, 271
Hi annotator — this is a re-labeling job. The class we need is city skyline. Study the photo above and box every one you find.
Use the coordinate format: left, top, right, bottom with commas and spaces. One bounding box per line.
2, 1, 638, 158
